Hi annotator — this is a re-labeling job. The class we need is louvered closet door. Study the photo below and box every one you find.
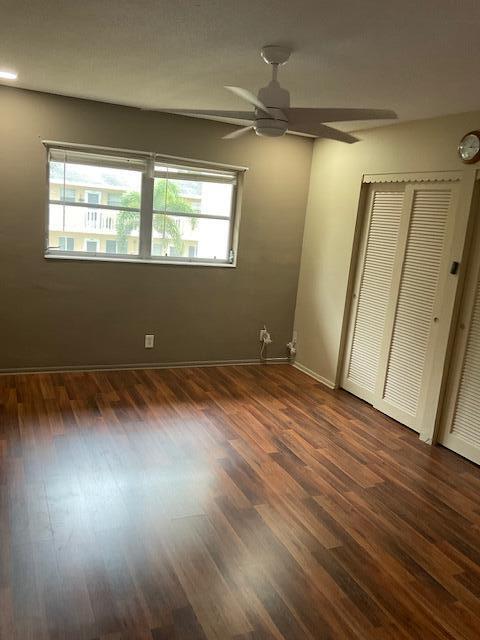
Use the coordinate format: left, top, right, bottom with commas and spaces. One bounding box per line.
341, 185, 405, 403
439, 214, 480, 464
374, 183, 459, 432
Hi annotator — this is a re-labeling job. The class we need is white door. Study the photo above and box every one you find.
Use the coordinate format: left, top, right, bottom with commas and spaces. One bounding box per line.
342, 181, 459, 434
374, 183, 459, 432
439, 213, 480, 463
341, 184, 405, 403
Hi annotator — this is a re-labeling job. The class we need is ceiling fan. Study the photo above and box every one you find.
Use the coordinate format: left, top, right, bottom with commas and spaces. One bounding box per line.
157, 46, 397, 142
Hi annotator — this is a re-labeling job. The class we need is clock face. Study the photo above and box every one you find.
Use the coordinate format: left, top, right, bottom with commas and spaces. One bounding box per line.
459, 132, 480, 162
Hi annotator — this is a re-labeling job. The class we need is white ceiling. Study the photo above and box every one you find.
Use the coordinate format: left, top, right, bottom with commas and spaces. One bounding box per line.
1, 0, 480, 132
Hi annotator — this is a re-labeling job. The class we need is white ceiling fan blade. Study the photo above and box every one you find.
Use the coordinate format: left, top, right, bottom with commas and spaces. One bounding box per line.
288, 122, 359, 143
145, 108, 255, 120
223, 125, 254, 140
224, 86, 278, 119
286, 107, 397, 123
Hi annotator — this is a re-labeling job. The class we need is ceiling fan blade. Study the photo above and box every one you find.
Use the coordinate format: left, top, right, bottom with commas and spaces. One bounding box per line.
145, 108, 255, 120
224, 86, 278, 119
223, 125, 254, 140
286, 107, 397, 124
288, 122, 359, 143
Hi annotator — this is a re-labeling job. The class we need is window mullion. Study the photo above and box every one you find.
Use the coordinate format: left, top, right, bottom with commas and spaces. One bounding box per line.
139, 158, 154, 259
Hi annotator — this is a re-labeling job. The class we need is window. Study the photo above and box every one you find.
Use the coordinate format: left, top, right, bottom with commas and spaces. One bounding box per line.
48, 147, 142, 257
86, 191, 101, 205
85, 239, 99, 252
58, 236, 75, 251
152, 163, 238, 262
46, 144, 243, 265
105, 239, 118, 254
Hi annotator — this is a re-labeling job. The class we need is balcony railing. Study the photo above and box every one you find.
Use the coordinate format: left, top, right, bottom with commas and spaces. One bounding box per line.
85, 209, 115, 231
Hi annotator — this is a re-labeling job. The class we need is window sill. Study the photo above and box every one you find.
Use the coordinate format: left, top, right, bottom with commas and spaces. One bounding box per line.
44, 253, 237, 268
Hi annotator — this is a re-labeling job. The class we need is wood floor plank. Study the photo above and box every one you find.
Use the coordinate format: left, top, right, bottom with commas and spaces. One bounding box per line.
1, 364, 480, 639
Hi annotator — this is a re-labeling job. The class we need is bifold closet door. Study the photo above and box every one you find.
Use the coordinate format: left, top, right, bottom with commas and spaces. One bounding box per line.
341, 184, 405, 403
374, 183, 459, 432
342, 181, 459, 433
439, 215, 480, 464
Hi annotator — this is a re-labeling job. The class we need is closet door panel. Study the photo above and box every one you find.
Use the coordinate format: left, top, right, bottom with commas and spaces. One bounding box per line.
439, 220, 480, 464
375, 186, 456, 430
341, 187, 404, 402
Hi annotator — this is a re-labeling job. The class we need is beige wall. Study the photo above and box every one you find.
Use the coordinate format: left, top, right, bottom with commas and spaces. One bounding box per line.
294, 111, 480, 386
0, 86, 313, 370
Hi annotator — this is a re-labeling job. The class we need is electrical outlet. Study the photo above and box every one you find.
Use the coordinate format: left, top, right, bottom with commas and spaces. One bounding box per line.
259, 326, 272, 345
145, 334, 154, 349
287, 330, 297, 358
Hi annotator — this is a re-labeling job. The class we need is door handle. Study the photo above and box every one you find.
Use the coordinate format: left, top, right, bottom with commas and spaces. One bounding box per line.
450, 261, 460, 275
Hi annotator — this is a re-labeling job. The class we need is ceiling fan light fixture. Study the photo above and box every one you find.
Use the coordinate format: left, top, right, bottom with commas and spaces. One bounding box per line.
254, 118, 288, 137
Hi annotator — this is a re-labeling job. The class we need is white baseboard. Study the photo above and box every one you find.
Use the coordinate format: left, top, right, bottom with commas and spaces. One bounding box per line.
0, 356, 289, 376
292, 361, 336, 389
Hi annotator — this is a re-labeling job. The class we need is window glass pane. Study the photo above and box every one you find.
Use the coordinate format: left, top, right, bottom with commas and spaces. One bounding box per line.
153, 177, 233, 217
49, 161, 141, 205
152, 214, 230, 261
48, 204, 140, 255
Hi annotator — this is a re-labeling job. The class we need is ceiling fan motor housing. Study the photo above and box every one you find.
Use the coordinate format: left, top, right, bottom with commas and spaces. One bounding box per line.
254, 117, 288, 137
255, 81, 289, 137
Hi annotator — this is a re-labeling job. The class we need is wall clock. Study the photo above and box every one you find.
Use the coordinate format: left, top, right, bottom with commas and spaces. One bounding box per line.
458, 131, 480, 164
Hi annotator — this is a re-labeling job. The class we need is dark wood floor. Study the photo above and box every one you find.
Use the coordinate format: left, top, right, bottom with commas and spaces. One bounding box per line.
1, 364, 480, 639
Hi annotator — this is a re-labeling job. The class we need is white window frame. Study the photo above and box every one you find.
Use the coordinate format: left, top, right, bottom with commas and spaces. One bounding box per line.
44, 141, 246, 267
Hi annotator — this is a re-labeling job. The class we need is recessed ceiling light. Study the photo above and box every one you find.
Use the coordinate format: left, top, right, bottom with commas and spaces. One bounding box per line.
0, 70, 18, 80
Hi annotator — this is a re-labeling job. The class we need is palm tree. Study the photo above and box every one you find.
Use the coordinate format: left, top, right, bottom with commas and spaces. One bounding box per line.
116, 179, 196, 254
